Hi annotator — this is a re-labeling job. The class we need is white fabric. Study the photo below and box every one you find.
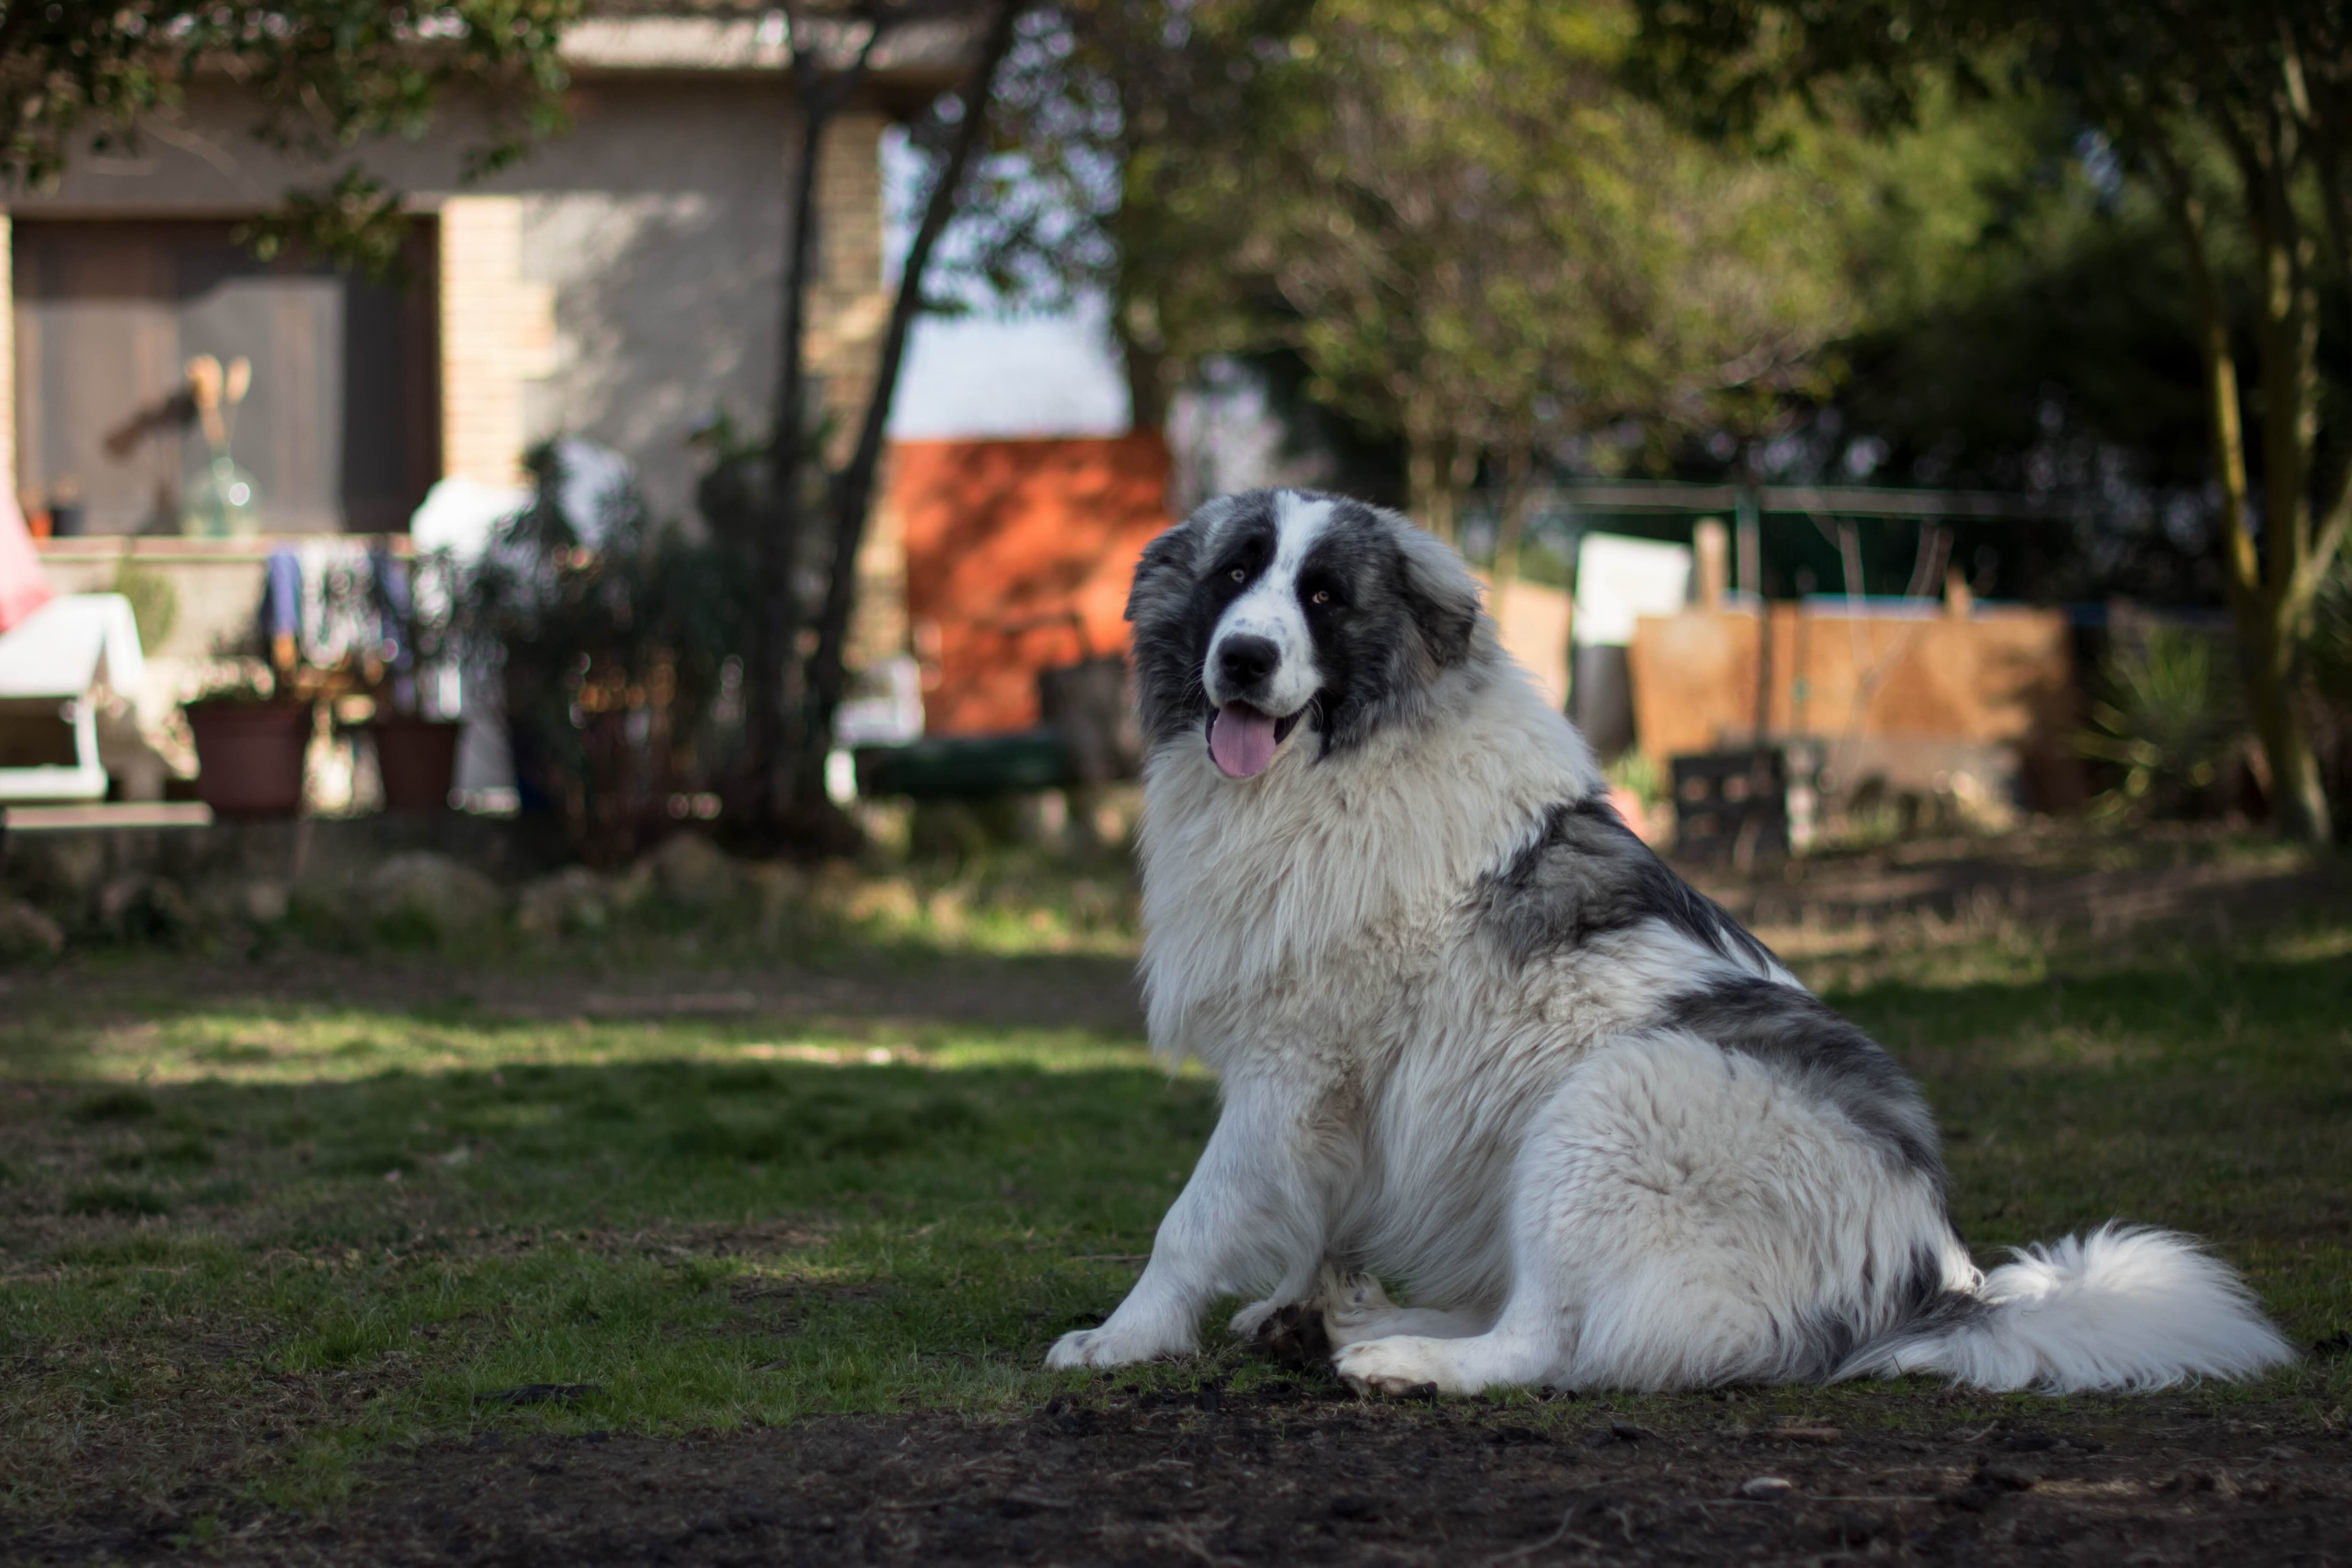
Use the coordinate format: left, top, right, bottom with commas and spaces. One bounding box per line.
1573, 534, 1693, 648
408, 477, 532, 797
834, 654, 926, 748
0, 593, 147, 699
409, 477, 531, 562
294, 538, 380, 667
552, 437, 636, 548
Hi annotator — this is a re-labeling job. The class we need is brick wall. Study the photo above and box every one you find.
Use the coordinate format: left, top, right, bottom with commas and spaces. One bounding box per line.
439, 196, 556, 488
800, 110, 901, 668
808, 111, 888, 465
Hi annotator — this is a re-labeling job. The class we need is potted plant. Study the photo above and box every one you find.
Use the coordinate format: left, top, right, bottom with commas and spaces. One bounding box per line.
367, 709, 463, 812
453, 438, 755, 862
183, 668, 312, 820
351, 549, 464, 813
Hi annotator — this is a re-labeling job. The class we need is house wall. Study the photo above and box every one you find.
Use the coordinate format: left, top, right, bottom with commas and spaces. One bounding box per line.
6, 75, 888, 529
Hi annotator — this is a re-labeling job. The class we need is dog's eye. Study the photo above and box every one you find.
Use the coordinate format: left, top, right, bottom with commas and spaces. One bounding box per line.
1229, 566, 1247, 583
1310, 589, 1332, 606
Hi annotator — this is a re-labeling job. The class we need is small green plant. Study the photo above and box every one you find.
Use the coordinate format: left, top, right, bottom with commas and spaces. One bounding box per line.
111, 558, 179, 653
454, 439, 759, 866
2081, 624, 2247, 820
186, 664, 286, 707
1603, 748, 1669, 812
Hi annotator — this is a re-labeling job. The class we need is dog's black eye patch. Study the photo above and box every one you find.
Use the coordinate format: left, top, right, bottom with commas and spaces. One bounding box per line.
1214, 536, 1268, 584
1206, 525, 1274, 609
1298, 572, 1345, 611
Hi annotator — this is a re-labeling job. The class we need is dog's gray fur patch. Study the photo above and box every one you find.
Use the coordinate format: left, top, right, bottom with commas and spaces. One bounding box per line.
1470, 794, 1940, 1186
1470, 796, 1778, 974
1663, 976, 1946, 1186
1830, 1283, 1994, 1382
1781, 1242, 1957, 1381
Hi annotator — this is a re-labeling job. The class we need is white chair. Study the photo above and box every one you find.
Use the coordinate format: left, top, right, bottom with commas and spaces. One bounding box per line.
0, 594, 146, 802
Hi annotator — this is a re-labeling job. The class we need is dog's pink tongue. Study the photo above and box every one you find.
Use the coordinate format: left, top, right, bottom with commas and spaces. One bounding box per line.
1209, 705, 1279, 779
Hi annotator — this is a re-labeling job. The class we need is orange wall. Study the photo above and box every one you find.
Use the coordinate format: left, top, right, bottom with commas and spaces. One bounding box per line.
892, 434, 1170, 736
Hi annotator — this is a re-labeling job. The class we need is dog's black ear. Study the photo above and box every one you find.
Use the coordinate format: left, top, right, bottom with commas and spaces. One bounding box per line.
1393, 525, 1481, 667
1125, 513, 1205, 622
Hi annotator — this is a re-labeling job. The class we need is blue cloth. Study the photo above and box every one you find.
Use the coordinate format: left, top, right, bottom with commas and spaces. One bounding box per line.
371, 549, 418, 714
260, 549, 302, 644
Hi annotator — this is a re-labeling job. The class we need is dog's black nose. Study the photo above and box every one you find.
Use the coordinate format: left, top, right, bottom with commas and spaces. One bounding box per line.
1217, 634, 1279, 691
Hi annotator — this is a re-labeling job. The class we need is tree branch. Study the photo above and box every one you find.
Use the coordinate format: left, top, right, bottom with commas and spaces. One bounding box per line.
2139, 119, 2264, 619
799, 0, 1028, 790
750, 0, 891, 823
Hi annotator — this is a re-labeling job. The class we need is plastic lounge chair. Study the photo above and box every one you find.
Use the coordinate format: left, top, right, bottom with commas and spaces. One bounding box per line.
0, 594, 146, 802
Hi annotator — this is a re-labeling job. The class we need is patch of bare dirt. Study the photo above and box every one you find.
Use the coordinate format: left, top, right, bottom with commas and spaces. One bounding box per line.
1685, 828, 2346, 959
15, 1388, 2348, 1566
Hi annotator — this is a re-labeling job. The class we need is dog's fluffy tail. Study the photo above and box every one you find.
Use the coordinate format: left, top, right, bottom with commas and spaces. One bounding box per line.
1838, 1224, 2294, 1393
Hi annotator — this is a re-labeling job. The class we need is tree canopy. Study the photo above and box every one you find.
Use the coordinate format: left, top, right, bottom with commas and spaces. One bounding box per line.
968, 0, 1908, 553
0, 1, 577, 271
1633, 0, 2352, 839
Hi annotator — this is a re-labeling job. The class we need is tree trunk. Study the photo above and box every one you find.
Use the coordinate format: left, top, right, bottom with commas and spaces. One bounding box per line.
2153, 139, 2335, 843
748, 90, 829, 828
1489, 428, 1535, 593
795, 0, 1027, 808
747, 11, 885, 832
1404, 396, 1442, 539
2250, 653, 2331, 841
1115, 291, 1172, 436
1441, 436, 1478, 551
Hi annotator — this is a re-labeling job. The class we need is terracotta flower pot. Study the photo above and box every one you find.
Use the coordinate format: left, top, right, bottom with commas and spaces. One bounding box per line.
367, 718, 463, 813
185, 702, 312, 820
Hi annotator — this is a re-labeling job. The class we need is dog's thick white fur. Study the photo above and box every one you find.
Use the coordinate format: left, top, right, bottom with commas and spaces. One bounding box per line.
1046, 489, 2293, 1394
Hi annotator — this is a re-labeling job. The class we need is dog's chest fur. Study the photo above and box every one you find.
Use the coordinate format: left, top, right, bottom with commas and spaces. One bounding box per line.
1136, 665, 1636, 1075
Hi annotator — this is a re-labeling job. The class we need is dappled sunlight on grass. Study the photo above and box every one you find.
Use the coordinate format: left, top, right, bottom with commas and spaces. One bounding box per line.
5, 1001, 1165, 1090
2, 901, 2348, 1523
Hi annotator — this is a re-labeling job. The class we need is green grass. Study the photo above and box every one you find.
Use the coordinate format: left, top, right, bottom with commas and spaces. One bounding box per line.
1, 904, 2347, 1524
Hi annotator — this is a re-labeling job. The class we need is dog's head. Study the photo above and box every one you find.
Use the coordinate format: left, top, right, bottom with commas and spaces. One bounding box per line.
1124, 489, 1486, 779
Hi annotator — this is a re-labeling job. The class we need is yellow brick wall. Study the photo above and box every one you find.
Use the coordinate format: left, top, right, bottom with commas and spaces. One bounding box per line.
438, 196, 556, 488
808, 111, 888, 467
802, 110, 905, 663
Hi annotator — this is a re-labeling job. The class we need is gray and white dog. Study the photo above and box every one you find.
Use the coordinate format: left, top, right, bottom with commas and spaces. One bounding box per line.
1046, 487, 2291, 1394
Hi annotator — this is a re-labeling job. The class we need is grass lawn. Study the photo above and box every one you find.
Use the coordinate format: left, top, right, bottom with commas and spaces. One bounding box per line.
1, 853, 2348, 1560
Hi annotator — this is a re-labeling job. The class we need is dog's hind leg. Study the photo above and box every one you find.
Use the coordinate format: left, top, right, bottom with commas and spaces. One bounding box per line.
1330, 1306, 1560, 1394
1329, 1168, 1578, 1394
1335, 1030, 1954, 1395
1227, 1258, 1328, 1340
1320, 1267, 1493, 1348
1335, 1030, 1826, 1397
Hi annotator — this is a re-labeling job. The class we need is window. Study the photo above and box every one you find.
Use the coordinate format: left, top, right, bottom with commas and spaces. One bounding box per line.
12, 220, 439, 535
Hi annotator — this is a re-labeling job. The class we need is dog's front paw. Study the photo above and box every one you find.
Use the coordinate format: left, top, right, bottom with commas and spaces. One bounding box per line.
1333, 1336, 1469, 1397
1045, 1319, 1191, 1371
